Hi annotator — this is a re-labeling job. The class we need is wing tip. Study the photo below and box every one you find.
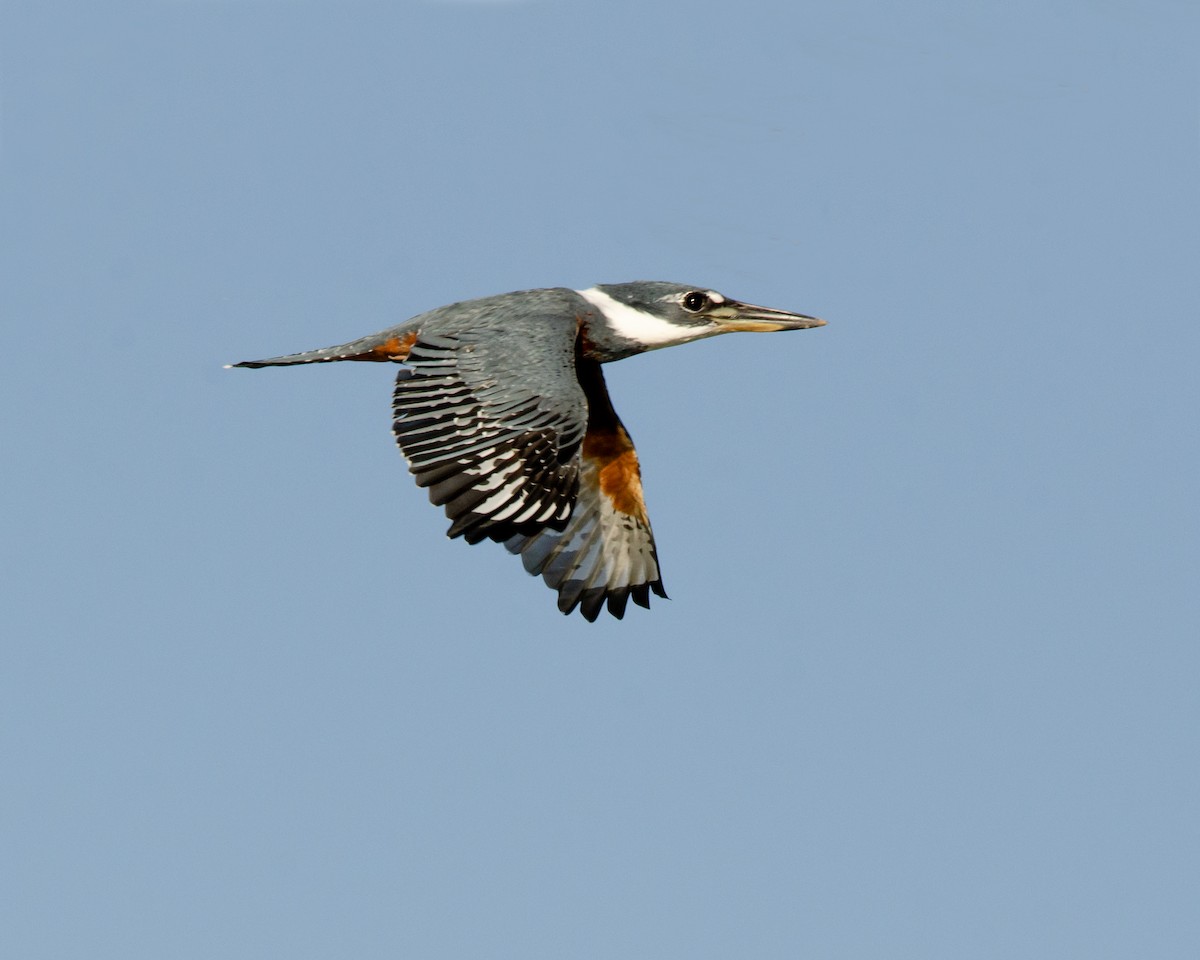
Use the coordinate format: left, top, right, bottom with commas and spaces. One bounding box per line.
557, 579, 667, 622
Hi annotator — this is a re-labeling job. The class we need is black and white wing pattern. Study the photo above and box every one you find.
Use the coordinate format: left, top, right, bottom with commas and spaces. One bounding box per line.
236, 288, 670, 621
504, 360, 667, 621
391, 306, 587, 547
392, 299, 667, 621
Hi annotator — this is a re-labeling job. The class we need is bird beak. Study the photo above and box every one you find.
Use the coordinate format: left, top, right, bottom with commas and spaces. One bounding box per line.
712, 300, 827, 333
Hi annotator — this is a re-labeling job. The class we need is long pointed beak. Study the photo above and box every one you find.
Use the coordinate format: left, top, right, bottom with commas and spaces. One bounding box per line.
713, 300, 826, 332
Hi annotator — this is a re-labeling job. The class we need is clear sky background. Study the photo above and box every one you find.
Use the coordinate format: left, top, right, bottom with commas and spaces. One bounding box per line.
3, 0, 1198, 957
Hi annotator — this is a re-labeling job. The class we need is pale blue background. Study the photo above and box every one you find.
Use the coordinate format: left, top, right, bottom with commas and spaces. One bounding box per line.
3, 1, 1198, 957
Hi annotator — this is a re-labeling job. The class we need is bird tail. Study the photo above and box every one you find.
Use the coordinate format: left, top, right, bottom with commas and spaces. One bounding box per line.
228, 344, 363, 368
227, 326, 420, 368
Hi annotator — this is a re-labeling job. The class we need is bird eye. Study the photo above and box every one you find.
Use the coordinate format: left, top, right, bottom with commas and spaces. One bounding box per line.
682, 291, 710, 313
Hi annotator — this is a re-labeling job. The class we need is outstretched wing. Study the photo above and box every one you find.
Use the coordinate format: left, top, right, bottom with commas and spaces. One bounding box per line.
504, 359, 667, 621
392, 303, 587, 547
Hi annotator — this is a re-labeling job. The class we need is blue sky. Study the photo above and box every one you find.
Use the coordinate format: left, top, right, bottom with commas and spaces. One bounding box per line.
4, 0, 1199, 956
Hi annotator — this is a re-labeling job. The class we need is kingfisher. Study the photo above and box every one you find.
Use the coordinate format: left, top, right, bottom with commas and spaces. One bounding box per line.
231, 282, 825, 621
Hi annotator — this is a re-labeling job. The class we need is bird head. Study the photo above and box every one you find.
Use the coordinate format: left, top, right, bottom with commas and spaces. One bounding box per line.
581, 281, 825, 356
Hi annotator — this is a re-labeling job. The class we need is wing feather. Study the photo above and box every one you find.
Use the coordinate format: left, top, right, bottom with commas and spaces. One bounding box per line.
391, 309, 585, 546
387, 294, 666, 620
504, 360, 667, 621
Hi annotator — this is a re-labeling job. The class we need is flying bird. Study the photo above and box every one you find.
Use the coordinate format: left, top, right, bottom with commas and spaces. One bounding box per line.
231, 282, 825, 621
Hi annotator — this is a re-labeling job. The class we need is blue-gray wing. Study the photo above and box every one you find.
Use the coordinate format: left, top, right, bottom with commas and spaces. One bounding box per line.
392, 305, 586, 547
503, 360, 667, 622
393, 296, 667, 621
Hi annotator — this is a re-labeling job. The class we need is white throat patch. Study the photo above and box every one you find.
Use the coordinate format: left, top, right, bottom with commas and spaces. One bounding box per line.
575, 287, 699, 348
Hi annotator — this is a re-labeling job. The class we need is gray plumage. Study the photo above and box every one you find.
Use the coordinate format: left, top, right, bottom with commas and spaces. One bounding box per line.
231, 282, 825, 621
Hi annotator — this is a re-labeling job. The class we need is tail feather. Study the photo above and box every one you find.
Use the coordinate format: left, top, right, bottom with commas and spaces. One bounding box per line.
228, 345, 358, 368
227, 325, 420, 368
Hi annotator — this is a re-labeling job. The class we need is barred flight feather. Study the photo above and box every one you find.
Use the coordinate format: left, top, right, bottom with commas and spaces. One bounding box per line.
504, 450, 666, 622
393, 343, 580, 545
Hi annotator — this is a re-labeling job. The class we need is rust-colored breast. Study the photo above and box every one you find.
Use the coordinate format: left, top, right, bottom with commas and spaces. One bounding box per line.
582, 424, 648, 523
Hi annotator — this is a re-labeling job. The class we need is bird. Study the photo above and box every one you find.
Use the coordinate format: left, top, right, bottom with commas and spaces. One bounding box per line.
230, 281, 825, 621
